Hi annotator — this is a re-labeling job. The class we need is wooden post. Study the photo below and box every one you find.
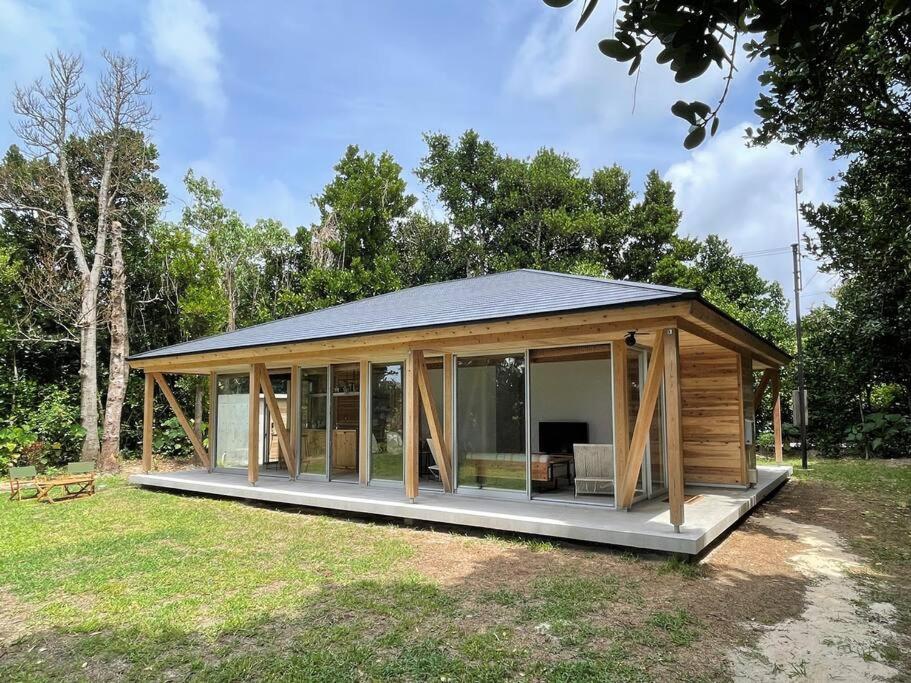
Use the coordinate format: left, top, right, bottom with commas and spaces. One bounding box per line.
289, 366, 300, 477
143, 373, 154, 473
772, 368, 783, 463
611, 342, 630, 507
359, 359, 369, 486
404, 350, 419, 501
619, 333, 667, 508
208, 371, 217, 472
753, 368, 773, 409
248, 365, 260, 485
663, 329, 685, 531
443, 352, 454, 462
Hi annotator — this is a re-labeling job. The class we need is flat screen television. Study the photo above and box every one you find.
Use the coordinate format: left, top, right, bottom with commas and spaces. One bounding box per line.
539, 421, 589, 455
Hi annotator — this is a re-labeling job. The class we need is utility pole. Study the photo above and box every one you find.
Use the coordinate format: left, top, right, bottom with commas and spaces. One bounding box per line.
792, 170, 808, 469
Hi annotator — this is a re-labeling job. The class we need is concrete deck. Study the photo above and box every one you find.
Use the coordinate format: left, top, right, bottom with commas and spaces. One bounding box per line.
129, 466, 791, 555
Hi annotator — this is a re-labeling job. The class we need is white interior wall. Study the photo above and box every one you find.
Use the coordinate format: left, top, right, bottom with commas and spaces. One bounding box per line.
529, 359, 613, 452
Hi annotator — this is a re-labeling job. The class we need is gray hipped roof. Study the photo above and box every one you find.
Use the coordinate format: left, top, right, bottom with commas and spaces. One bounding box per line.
129, 269, 696, 360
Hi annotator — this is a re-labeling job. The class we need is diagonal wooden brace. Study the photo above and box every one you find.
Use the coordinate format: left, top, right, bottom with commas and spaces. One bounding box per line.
151, 372, 211, 468
255, 364, 296, 476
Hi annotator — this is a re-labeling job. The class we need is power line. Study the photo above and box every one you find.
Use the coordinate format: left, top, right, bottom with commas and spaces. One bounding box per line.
739, 246, 791, 258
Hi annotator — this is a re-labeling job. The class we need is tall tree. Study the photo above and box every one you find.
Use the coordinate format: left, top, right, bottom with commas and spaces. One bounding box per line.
302, 145, 414, 306
0, 51, 153, 464
804, 160, 911, 409
416, 131, 504, 275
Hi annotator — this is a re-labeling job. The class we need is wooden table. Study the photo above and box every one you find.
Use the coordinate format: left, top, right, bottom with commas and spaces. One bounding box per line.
34, 474, 95, 503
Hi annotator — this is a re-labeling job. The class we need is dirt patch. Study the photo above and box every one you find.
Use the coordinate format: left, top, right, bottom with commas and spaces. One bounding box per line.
119, 457, 196, 475
0, 588, 33, 649
726, 514, 898, 681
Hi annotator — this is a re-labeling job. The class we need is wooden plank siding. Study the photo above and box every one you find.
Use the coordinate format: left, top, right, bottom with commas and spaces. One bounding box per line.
678, 341, 747, 485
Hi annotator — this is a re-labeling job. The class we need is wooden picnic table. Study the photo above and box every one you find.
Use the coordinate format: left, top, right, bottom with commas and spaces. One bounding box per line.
9, 462, 96, 503
34, 473, 96, 502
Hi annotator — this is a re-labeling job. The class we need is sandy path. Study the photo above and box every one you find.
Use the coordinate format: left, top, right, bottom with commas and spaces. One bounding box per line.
726, 515, 898, 682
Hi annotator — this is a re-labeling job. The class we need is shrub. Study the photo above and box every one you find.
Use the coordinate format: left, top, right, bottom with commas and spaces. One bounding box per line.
0, 382, 84, 474
844, 413, 911, 458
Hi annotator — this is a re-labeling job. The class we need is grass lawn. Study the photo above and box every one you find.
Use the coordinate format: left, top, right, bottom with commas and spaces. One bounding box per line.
1, 457, 908, 682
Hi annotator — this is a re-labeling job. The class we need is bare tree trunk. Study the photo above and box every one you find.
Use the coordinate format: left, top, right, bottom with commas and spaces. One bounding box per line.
100, 221, 127, 471
226, 267, 237, 332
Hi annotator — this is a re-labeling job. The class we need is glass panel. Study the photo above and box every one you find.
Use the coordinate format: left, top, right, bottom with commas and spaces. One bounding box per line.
649, 375, 667, 494
370, 363, 404, 481
528, 345, 613, 503
299, 367, 328, 476
331, 363, 360, 481
215, 374, 249, 469
627, 351, 647, 497
418, 358, 445, 487
456, 353, 526, 491
259, 372, 291, 475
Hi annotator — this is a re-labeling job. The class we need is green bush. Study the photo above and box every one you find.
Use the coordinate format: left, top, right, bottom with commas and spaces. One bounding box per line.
0, 382, 84, 474
152, 416, 207, 460
845, 413, 911, 458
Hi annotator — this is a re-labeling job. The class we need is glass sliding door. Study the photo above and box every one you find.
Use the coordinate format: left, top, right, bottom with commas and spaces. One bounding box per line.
214, 374, 250, 469
648, 357, 668, 497
369, 362, 404, 482
331, 363, 360, 482
627, 351, 648, 500
299, 367, 329, 477
627, 347, 668, 501
528, 344, 614, 504
418, 357, 445, 489
456, 353, 527, 492
258, 370, 292, 476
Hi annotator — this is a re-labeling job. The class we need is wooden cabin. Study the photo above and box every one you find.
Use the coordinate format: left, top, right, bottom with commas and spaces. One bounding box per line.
128, 270, 790, 554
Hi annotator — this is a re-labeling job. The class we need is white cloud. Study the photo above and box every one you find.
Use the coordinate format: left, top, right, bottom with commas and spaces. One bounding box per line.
506, 6, 754, 130
146, 0, 225, 115
665, 123, 841, 315
0, 0, 84, 86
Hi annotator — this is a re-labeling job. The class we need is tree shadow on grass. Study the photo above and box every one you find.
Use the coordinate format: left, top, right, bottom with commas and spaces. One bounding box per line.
0, 485, 813, 682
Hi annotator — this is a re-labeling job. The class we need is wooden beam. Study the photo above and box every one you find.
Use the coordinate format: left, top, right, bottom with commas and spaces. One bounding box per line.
404, 350, 419, 500
150, 372, 210, 468
248, 365, 260, 485
611, 342, 630, 504
130, 305, 689, 372
753, 368, 773, 409
359, 359, 369, 485
255, 364, 295, 476
143, 373, 154, 473
415, 350, 453, 492
772, 368, 783, 463
663, 329, 685, 530
685, 301, 791, 367
443, 352, 454, 460
208, 371, 217, 472
289, 366, 300, 475
618, 332, 667, 508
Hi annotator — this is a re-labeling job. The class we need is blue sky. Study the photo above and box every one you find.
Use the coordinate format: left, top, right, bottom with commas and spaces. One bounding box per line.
0, 0, 841, 312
